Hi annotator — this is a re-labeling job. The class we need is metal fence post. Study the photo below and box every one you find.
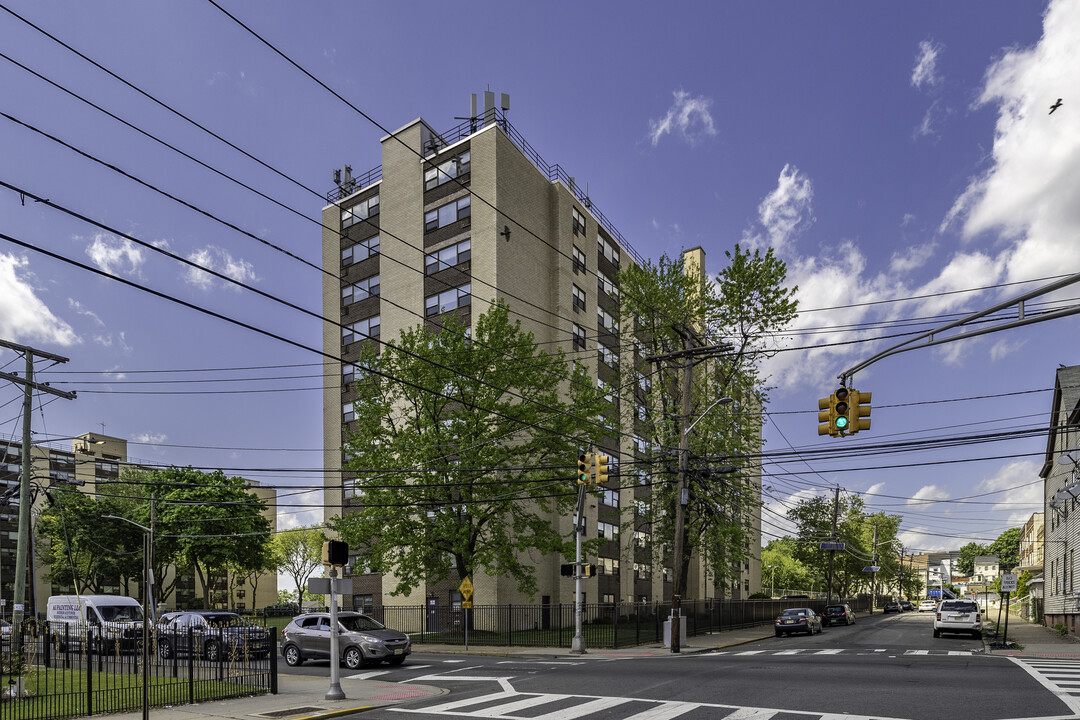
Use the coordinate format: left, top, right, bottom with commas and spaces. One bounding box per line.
86, 628, 94, 716
270, 627, 278, 694
188, 627, 195, 706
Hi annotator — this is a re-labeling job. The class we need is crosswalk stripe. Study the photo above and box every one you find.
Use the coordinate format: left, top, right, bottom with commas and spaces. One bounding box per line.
345, 670, 388, 680
487, 693, 564, 714
905, 650, 928, 655
815, 649, 843, 654
618, 701, 700, 720
721, 708, 779, 719
775, 649, 806, 655
734, 650, 766, 655
947, 651, 969, 656
528, 696, 634, 719
414, 689, 518, 712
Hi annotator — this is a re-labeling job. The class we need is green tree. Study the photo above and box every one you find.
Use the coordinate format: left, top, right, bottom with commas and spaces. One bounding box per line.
762, 538, 814, 595
147, 468, 273, 608
330, 302, 606, 599
272, 527, 326, 607
988, 527, 1021, 571
618, 246, 797, 597
956, 542, 985, 576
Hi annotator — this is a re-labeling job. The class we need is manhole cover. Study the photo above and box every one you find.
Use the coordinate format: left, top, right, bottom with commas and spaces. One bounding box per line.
257, 707, 326, 718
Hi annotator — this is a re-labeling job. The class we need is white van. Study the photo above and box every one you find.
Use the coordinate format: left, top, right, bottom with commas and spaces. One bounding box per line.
47, 595, 144, 652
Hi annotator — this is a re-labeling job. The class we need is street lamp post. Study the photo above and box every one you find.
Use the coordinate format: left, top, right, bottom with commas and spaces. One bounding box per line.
103, 513, 154, 720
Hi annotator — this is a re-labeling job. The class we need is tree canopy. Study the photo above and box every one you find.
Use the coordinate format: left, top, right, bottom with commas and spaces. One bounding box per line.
329, 301, 606, 599
273, 527, 326, 606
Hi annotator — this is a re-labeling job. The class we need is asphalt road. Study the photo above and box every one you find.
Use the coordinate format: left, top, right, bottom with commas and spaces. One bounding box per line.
283, 611, 1080, 719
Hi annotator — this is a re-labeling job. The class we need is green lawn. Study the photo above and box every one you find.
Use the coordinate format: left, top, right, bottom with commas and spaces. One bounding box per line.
0, 669, 266, 719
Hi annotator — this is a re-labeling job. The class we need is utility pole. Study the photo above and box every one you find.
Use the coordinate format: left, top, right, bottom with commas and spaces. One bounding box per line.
872, 523, 879, 611
646, 340, 731, 654
0, 340, 75, 658
827, 487, 839, 605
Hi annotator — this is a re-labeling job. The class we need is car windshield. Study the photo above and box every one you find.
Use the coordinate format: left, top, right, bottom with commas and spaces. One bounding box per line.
98, 605, 144, 622
339, 615, 387, 632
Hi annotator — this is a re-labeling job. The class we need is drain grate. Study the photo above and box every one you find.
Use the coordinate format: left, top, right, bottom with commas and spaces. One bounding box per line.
257, 707, 327, 718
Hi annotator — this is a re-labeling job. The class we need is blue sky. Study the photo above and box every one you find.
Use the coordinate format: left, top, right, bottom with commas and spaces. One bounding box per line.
1, 1, 1077, 559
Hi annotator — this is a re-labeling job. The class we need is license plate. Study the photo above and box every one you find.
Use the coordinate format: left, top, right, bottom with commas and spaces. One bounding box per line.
393, 648, 403, 655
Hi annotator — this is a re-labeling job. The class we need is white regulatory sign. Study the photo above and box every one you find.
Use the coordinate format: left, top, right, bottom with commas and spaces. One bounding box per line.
1000, 573, 1018, 592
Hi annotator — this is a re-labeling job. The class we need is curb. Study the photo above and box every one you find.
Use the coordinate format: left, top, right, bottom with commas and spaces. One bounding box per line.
290, 707, 375, 720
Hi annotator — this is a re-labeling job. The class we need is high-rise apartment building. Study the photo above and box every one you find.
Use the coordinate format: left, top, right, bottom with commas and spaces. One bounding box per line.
322, 94, 761, 613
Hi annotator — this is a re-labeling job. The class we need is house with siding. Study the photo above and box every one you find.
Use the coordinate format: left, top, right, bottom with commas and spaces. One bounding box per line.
1040, 364, 1080, 633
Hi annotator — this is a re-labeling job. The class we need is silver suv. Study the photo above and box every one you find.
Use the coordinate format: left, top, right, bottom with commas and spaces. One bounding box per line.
933, 600, 982, 639
281, 612, 411, 669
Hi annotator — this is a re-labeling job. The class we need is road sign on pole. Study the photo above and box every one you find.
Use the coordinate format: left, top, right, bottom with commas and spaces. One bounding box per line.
1000, 573, 1018, 592
819, 542, 846, 551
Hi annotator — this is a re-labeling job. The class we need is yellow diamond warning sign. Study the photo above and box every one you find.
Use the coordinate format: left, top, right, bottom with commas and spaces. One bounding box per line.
459, 576, 474, 600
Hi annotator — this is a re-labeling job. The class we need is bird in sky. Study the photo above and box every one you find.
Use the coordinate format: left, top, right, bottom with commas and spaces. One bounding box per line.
1050, 98, 1063, 114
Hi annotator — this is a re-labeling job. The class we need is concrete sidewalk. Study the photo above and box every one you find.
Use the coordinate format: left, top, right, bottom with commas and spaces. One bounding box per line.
99, 627, 772, 720
984, 612, 1080, 657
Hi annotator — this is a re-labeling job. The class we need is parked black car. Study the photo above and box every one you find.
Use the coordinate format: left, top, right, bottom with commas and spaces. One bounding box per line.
822, 603, 855, 626
899, 600, 914, 612
883, 602, 902, 614
774, 608, 822, 637
156, 611, 270, 661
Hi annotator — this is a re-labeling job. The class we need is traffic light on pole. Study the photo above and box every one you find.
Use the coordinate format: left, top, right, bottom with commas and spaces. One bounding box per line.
832, 387, 851, 435
848, 389, 871, 434
577, 453, 593, 485
594, 454, 610, 486
818, 393, 837, 436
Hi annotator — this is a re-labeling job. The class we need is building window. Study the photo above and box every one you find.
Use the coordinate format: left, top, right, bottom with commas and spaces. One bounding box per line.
572, 208, 586, 236
572, 246, 586, 274
634, 562, 651, 580
572, 323, 586, 351
425, 196, 471, 232
598, 344, 617, 370
425, 239, 471, 274
424, 150, 471, 190
602, 593, 615, 603
342, 235, 380, 267
663, 568, 673, 583
356, 594, 374, 613
597, 378, 615, 404
425, 284, 471, 316
343, 401, 356, 423
634, 435, 647, 454
601, 488, 619, 507
597, 308, 618, 333
572, 284, 586, 313
598, 521, 618, 540
340, 195, 380, 229
637, 373, 652, 394
342, 315, 380, 344
598, 558, 619, 576
598, 271, 618, 301
598, 235, 620, 267
342, 275, 380, 306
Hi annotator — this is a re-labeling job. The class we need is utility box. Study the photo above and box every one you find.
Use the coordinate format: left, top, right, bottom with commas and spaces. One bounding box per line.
663, 616, 687, 648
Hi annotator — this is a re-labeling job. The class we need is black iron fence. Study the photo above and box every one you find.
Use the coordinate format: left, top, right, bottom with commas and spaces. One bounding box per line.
0, 621, 276, 720
356, 596, 880, 649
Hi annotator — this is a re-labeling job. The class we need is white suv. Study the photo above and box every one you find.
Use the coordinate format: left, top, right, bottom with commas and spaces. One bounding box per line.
934, 599, 982, 639
917, 599, 938, 612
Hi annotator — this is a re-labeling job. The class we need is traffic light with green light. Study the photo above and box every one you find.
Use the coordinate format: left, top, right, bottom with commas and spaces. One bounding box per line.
848, 389, 871, 434
577, 453, 593, 485
832, 387, 851, 434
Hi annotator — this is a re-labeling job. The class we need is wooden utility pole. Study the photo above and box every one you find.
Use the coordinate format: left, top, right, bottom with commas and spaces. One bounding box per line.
0, 340, 75, 657
827, 486, 839, 605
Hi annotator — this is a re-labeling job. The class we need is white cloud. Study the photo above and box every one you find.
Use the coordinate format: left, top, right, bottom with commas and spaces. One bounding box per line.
975, 461, 1043, 521
744, 164, 815, 255
908, 484, 951, 507
648, 90, 717, 147
911, 40, 943, 89
889, 242, 937, 274
989, 337, 1026, 361
941, 0, 1080, 287
68, 298, 104, 327
0, 252, 78, 346
132, 432, 167, 445
183, 246, 257, 291
84, 233, 144, 276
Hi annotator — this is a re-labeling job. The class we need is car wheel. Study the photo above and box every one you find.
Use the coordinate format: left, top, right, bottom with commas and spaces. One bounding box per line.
158, 639, 174, 660
387, 656, 405, 666
343, 647, 363, 670
283, 644, 303, 666
933, 629, 941, 638
775, 629, 782, 637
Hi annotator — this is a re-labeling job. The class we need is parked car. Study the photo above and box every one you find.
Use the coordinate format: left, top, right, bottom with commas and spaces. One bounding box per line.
899, 601, 914, 612
774, 608, 822, 637
934, 599, 982, 639
822, 604, 855, 626
918, 599, 938, 612
281, 612, 411, 669
156, 611, 270, 661
883, 602, 902, 614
